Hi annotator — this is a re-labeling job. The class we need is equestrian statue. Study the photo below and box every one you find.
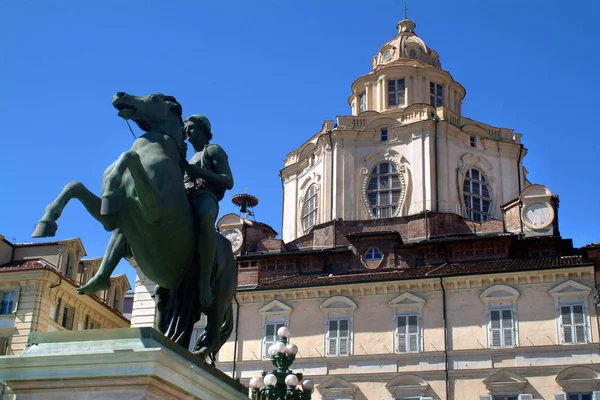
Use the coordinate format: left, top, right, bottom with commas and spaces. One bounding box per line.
31, 92, 237, 362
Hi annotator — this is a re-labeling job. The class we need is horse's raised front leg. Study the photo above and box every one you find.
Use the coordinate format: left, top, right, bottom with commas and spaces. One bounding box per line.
78, 228, 130, 295
32, 181, 117, 238
101, 150, 161, 223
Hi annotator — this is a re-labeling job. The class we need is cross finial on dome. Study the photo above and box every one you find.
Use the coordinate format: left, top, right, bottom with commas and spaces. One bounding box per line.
403, 2, 408, 20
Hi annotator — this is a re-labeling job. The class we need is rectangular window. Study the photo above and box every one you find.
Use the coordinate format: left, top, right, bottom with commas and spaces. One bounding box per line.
327, 318, 351, 356
53, 298, 62, 322
430, 82, 443, 107
388, 79, 406, 108
61, 305, 75, 330
470, 136, 477, 147
263, 322, 285, 359
381, 128, 388, 141
561, 304, 586, 344
396, 314, 420, 353
489, 309, 515, 348
359, 92, 366, 112
568, 395, 592, 400
0, 291, 15, 314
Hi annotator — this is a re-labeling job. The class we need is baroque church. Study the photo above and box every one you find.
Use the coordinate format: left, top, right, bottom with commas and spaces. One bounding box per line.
127, 14, 600, 400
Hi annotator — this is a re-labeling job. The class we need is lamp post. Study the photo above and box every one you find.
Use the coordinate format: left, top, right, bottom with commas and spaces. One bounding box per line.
249, 326, 314, 400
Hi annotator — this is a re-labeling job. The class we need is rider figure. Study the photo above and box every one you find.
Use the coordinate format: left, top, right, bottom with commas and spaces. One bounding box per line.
183, 115, 234, 308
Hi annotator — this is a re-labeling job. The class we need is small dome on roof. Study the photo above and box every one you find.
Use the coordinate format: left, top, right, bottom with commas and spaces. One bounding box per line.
372, 18, 441, 69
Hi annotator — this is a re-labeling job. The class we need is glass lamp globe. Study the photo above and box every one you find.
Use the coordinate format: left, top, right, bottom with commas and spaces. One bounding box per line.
285, 343, 298, 355
285, 374, 299, 387
249, 377, 263, 389
302, 379, 315, 391
268, 345, 277, 356
273, 341, 286, 354
277, 326, 291, 338
264, 374, 277, 387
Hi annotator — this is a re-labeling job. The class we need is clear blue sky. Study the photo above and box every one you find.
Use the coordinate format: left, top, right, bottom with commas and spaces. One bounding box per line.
1, 0, 599, 289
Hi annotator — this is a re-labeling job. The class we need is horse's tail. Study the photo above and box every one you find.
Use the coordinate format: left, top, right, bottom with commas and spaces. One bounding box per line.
218, 301, 234, 351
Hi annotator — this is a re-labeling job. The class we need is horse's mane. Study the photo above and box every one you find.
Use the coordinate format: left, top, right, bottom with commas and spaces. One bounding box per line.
156, 93, 183, 126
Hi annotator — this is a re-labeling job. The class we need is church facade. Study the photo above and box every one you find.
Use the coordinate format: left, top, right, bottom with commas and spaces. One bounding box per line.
211, 14, 600, 400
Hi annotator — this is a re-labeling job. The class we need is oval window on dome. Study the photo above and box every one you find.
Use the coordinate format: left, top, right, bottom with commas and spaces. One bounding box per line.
409, 49, 417, 59
367, 162, 403, 218
463, 168, 492, 222
382, 49, 392, 63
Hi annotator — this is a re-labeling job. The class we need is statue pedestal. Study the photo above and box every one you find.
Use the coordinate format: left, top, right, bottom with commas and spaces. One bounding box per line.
0, 327, 248, 400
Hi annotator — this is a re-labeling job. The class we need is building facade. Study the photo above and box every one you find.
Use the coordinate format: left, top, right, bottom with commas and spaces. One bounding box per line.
0, 235, 131, 356
210, 14, 600, 400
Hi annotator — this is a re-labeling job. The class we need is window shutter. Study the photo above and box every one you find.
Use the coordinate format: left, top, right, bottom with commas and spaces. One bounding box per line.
397, 315, 407, 353
264, 323, 275, 358
560, 306, 573, 344
502, 309, 514, 347
55, 298, 62, 322
408, 315, 419, 352
573, 304, 586, 343
554, 393, 567, 400
490, 310, 501, 347
592, 391, 600, 400
327, 319, 338, 356
10, 287, 20, 313
339, 319, 350, 356
519, 394, 533, 400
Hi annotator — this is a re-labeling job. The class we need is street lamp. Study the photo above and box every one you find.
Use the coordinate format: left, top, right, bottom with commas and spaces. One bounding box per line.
249, 326, 314, 399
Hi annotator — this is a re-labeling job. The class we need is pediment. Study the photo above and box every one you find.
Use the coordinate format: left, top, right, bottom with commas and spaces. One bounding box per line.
388, 292, 426, 309
320, 296, 357, 313
462, 124, 488, 137
386, 374, 429, 397
483, 369, 527, 391
317, 376, 357, 396
258, 300, 293, 316
556, 366, 600, 392
549, 280, 592, 299
480, 285, 520, 302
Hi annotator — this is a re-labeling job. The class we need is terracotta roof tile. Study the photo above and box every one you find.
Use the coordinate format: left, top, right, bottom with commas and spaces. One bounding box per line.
250, 255, 590, 291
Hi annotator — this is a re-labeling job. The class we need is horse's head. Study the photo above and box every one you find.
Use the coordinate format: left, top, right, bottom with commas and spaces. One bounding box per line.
112, 92, 183, 136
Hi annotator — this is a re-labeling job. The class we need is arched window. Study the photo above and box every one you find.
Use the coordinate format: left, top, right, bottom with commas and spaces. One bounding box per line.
301, 184, 318, 233
113, 287, 122, 312
463, 168, 492, 222
367, 162, 402, 218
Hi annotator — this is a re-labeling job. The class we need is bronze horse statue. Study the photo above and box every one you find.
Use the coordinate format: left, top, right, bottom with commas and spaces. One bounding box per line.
32, 92, 237, 360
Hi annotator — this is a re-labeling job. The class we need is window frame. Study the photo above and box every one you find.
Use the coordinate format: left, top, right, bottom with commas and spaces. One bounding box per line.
396, 313, 421, 353
488, 308, 515, 348
366, 161, 403, 219
326, 317, 351, 357
430, 81, 443, 107
470, 135, 477, 148
388, 78, 406, 108
364, 247, 383, 262
320, 296, 357, 358
301, 183, 319, 234
389, 293, 426, 354
263, 321, 286, 359
462, 167, 493, 222
0, 287, 20, 315
480, 285, 520, 349
359, 92, 367, 112
549, 280, 593, 346
381, 127, 388, 142
0, 336, 10, 356
560, 303, 587, 344
259, 300, 293, 359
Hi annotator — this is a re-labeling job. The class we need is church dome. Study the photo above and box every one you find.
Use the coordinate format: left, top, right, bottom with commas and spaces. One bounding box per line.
372, 18, 441, 70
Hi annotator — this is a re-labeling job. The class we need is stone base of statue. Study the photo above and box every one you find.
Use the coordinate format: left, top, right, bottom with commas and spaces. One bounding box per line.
0, 327, 248, 400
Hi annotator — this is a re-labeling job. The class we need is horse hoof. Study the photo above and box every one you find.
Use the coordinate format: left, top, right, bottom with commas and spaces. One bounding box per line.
32, 220, 58, 238
101, 192, 123, 215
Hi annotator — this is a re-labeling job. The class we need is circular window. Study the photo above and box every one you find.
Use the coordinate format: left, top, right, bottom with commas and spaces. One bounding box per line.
463, 168, 492, 222
365, 247, 382, 261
